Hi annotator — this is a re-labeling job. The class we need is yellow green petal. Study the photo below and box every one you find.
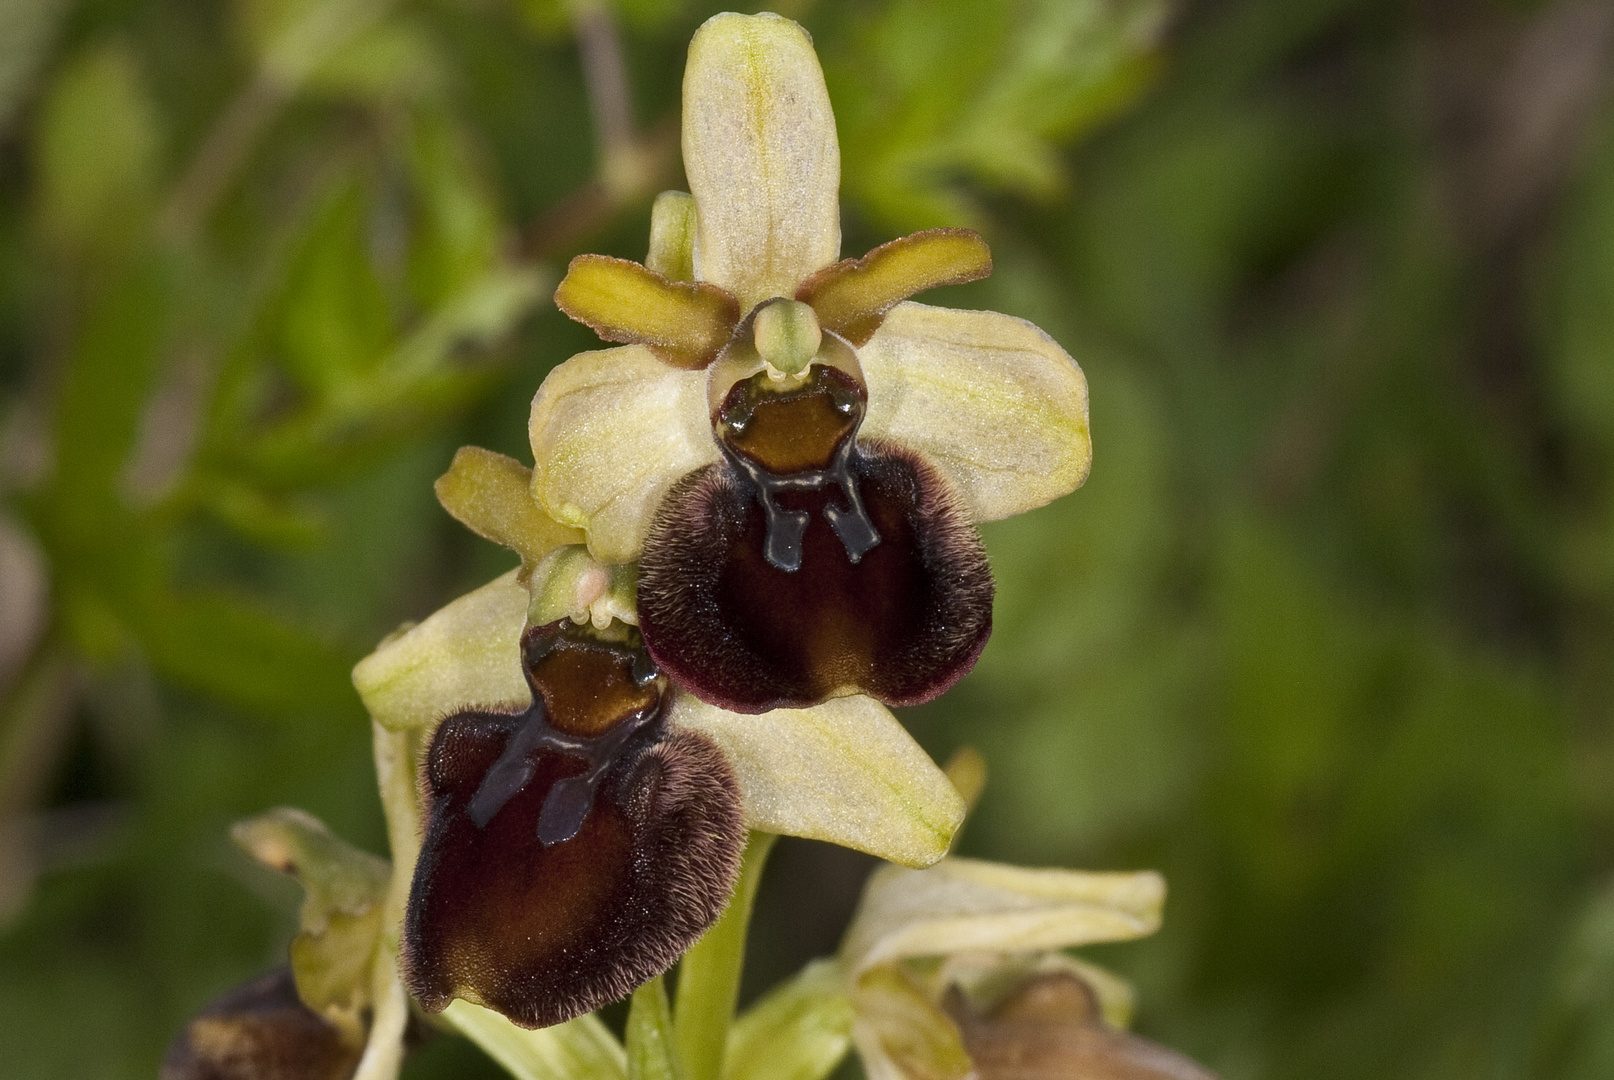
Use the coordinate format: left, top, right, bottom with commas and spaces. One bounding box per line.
682, 13, 840, 308
435, 446, 585, 569
231, 808, 390, 1045
554, 254, 737, 369
667, 694, 964, 868
646, 190, 698, 283
798, 229, 992, 346
858, 302, 1091, 522
528, 345, 718, 564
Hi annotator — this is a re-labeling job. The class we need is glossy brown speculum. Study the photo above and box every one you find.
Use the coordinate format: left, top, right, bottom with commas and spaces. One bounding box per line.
403, 620, 742, 1029
717, 366, 862, 475
526, 625, 660, 739
711, 363, 881, 574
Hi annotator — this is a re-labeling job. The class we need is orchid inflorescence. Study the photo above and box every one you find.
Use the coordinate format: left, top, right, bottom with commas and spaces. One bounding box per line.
163, 13, 1215, 1080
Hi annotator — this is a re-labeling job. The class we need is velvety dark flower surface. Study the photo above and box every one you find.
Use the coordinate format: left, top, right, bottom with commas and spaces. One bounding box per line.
403, 620, 743, 1029
160, 967, 360, 1080
641, 434, 992, 712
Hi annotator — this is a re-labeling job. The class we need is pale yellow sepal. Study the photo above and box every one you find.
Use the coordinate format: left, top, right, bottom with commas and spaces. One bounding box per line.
682, 13, 840, 309
842, 858, 1164, 977
667, 694, 965, 868
529, 345, 719, 564
858, 302, 1092, 522
435, 446, 585, 570
352, 570, 529, 731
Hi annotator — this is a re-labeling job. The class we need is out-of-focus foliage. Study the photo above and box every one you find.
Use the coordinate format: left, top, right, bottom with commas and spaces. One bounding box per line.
1, 1, 1612, 1080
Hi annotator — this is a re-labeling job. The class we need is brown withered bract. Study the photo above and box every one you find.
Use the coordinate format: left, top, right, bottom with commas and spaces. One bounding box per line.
638, 352, 993, 714
402, 619, 743, 1028
160, 967, 361, 1080
947, 974, 1221, 1080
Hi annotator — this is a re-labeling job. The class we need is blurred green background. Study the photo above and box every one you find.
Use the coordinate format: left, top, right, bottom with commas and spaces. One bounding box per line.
3, 0, 1613, 1076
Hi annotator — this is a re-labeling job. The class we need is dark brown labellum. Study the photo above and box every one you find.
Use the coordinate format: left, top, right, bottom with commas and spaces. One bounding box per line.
160, 967, 360, 1080
403, 621, 744, 1028
638, 437, 993, 713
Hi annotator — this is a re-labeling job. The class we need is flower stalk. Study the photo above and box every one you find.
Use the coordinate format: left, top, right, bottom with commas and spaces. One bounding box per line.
674, 832, 777, 1080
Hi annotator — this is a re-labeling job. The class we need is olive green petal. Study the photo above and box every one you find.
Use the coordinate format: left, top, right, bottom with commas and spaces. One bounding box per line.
797, 229, 992, 347
554, 254, 737, 369
435, 446, 585, 569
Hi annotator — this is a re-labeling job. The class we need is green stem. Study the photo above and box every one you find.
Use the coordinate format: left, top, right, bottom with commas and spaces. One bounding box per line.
674, 831, 777, 1080
355, 720, 425, 1080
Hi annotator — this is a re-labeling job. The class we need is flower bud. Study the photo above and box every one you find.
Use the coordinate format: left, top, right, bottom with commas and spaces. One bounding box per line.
946, 974, 1220, 1080
160, 968, 361, 1080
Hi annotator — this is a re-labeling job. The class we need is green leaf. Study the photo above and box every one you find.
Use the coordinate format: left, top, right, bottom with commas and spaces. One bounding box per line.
828, 0, 1166, 230
189, 472, 327, 549
137, 589, 357, 716
945, 0, 1166, 197
0, 0, 69, 134
382, 263, 548, 385
274, 179, 395, 395
1531, 884, 1614, 1080
404, 110, 504, 306
50, 259, 171, 506
33, 40, 160, 254
305, 16, 446, 104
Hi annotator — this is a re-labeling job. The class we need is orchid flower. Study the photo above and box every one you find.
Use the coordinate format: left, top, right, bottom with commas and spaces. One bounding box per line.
351, 554, 965, 1030
530, 12, 1092, 714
